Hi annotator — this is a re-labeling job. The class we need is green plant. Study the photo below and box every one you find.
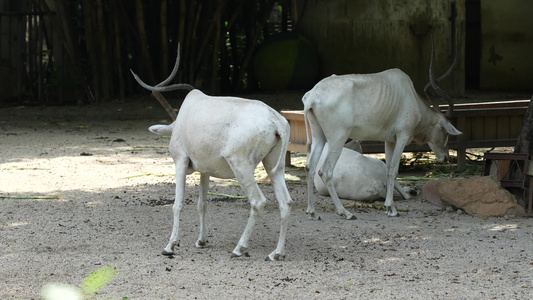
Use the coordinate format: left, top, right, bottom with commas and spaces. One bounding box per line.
41, 265, 120, 300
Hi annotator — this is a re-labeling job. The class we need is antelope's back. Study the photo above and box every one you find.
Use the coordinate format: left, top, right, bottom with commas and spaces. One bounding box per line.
175, 90, 289, 159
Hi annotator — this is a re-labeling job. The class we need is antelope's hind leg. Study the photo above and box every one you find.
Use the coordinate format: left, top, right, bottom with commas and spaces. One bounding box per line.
195, 173, 209, 248
162, 158, 189, 255
263, 154, 293, 261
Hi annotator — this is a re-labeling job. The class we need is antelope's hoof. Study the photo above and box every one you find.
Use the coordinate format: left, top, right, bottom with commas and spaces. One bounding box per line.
307, 212, 321, 221
266, 253, 286, 262
231, 252, 250, 258
195, 240, 208, 248
161, 242, 179, 256
161, 249, 175, 256
385, 208, 399, 217
345, 214, 357, 220
231, 247, 250, 258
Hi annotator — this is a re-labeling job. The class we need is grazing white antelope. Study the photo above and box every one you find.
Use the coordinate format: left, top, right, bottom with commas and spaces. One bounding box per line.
131, 46, 293, 261
304, 43, 462, 219
314, 143, 411, 202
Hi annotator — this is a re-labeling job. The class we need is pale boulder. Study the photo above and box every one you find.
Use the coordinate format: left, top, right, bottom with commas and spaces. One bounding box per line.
423, 176, 525, 217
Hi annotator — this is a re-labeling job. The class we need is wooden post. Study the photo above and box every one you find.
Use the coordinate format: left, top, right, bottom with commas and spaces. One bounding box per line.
456, 115, 467, 171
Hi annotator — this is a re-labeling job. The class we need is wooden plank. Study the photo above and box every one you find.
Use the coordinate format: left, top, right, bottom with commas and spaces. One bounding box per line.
287, 143, 307, 153
496, 116, 510, 139
361, 139, 518, 154
449, 139, 517, 148
457, 117, 472, 141
441, 100, 529, 110
484, 116, 498, 140
453, 107, 526, 117
471, 116, 485, 140
510, 115, 524, 137
281, 110, 305, 120
289, 120, 307, 146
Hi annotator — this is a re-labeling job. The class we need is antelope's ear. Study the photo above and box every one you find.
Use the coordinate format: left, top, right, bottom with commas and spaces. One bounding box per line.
439, 119, 462, 135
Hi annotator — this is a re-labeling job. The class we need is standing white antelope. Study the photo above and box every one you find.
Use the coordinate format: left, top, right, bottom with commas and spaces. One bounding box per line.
131, 46, 293, 261
304, 43, 462, 219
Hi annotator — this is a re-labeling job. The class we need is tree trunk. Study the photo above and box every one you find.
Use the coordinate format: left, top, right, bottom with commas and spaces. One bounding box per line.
514, 94, 533, 156
509, 94, 533, 208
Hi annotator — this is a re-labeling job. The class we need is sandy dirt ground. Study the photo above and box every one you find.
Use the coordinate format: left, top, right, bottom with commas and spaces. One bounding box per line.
1, 93, 533, 299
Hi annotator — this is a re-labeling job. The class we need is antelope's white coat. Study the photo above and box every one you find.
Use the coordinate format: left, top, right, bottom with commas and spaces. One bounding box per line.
314, 143, 410, 201
133, 47, 293, 261
303, 70, 461, 219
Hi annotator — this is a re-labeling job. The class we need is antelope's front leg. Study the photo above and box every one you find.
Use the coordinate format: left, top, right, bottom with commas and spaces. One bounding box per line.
319, 141, 355, 220
265, 165, 293, 261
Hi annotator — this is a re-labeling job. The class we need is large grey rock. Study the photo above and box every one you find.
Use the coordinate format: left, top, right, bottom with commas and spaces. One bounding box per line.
422, 176, 525, 217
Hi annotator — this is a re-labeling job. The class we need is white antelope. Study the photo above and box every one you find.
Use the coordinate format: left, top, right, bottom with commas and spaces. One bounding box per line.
131, 47, 293, 261
314, 143, 411, 202
303, 43, 462, 219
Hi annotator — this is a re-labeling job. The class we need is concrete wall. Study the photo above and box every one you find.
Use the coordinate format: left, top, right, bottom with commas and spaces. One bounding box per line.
480, 0, 533, 90
296, 0, 465, 95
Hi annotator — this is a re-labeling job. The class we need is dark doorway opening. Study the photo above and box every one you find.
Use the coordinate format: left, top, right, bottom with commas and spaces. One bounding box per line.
465, 0, 481, 89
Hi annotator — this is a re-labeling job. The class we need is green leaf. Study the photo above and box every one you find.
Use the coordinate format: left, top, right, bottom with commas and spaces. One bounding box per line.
80, 265, 117, 296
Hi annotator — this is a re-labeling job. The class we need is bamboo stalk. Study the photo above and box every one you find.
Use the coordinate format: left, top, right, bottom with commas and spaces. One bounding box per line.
95, 0, 111, 99
236, 0, 276, 92
112, 0, 125, 101
160, 0, 169, 76
135, 0, 156, 84
82, 0, 101, 101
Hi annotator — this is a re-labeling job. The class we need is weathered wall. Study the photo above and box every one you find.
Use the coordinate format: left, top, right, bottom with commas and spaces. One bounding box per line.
0, 1, 26, 101
480, 0, 533, 90
296, 0, 465, 95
